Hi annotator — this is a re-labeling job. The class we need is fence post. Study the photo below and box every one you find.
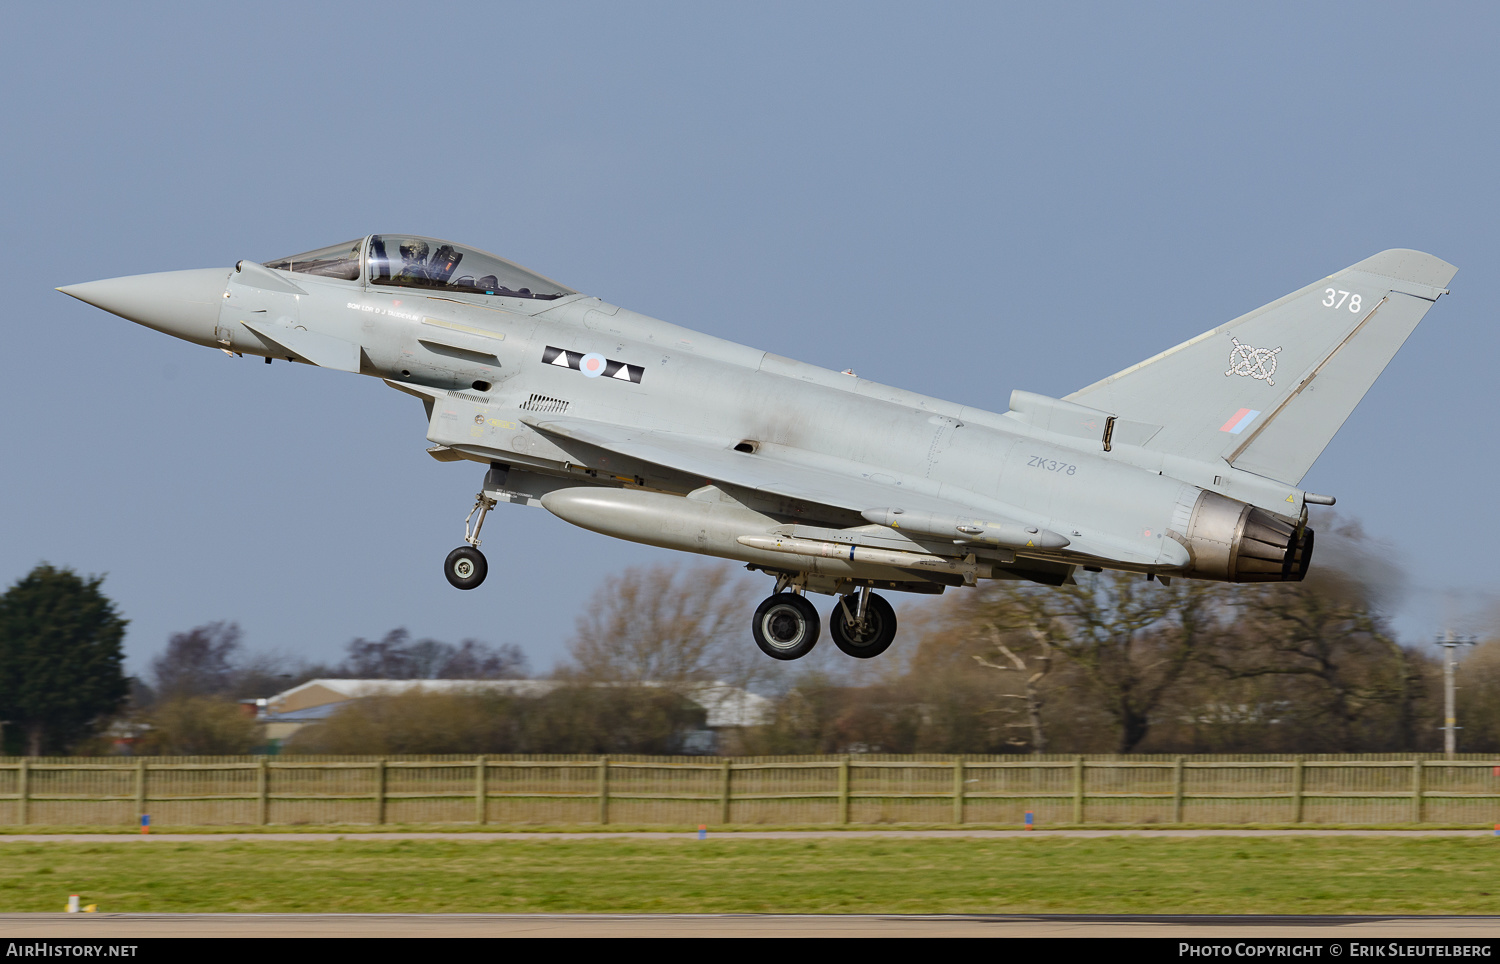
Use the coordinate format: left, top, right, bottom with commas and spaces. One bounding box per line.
17, 759, 28, 825
134, 759, 146, 824
952, 759, 965, 825
375, 760, 387, 825
1072, 756, 1084, 824
1292, 756, 1305, 824
719, 760, 732, 825
1172, 757, 1185, 824
474, 756, 487, 825
838, 759, 850, 825
256, 758, 269, 826
597, 757, 609, 825
1412, 758, 1425, 824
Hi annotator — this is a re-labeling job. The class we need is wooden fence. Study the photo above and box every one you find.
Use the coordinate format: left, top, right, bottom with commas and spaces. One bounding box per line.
2, 755, 1498, 827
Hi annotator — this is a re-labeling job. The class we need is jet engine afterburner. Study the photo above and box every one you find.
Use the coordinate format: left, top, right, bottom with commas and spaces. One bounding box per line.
1175, 491, 1314, 583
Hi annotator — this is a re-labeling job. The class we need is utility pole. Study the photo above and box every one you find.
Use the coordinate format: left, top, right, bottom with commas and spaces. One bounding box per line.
1437, 631, 1477, 759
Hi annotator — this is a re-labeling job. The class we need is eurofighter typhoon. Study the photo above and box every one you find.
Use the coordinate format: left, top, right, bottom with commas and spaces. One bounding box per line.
58, 238, 1456, 660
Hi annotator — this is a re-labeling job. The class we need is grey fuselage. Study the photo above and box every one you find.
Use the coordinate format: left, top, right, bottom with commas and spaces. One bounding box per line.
61, 240, 1353, 597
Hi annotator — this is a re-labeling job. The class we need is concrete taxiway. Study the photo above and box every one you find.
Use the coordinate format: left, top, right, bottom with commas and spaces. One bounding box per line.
1, 913, 1497, 938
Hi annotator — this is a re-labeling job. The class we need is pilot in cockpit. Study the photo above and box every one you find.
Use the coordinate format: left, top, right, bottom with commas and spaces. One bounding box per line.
396, 239, 431, 282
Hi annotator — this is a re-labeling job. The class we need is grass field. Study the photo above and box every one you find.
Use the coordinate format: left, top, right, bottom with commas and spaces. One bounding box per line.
2, 837, 1500, 915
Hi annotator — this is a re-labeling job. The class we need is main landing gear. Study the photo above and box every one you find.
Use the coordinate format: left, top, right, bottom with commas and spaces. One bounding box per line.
829, 588, 897, 659
750, 584, 899, 660
752, 593, 820, 660
444, 491, 496, 590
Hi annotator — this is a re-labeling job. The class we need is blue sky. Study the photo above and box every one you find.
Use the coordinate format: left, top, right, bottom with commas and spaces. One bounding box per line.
2, 2, 1496, 676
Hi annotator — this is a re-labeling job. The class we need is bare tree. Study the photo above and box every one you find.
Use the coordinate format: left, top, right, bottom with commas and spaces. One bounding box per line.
151, 622, 243, 701
993, 571, 1223, 753
972, 625, 1054, 753
566, 563, 756, 686
336, 629, 527, 679
436, 639, 528, 679
338, 629, 426, 678
1203, 572, 1427, 750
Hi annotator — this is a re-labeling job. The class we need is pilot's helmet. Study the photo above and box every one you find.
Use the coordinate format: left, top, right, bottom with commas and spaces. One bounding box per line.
399, 239, 430, 263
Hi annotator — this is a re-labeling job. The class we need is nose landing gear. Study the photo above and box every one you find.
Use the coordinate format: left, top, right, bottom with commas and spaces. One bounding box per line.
445, 545, 488, 590
444, 491, 496, 590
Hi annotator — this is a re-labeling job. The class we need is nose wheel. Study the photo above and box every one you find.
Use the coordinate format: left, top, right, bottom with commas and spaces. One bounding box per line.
752, 592, 820, 660
444, 489, 497, 590
444, 545, 488, 590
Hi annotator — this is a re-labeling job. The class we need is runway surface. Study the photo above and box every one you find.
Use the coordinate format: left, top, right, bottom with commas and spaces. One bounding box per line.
2, 913, 1498, 937
0, 829, 1494, 843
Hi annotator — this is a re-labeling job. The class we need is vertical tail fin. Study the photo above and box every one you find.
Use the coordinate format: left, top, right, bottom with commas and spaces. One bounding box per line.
1067, 249, 1456, 485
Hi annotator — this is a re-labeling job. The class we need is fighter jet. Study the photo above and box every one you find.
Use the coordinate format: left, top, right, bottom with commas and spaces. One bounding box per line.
58, 238, 1456, 660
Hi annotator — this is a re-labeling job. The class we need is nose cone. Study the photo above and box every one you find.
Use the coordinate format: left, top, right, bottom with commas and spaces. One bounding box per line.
58, 268, 231, 345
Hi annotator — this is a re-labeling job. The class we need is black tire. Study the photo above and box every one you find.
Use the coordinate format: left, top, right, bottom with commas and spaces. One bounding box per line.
829, 592, 897, 658
752, 593, 820, 660
444, 545, 488, 590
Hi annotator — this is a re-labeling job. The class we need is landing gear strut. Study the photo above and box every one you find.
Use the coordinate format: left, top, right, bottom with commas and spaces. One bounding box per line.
752, 592, 820, 660
444, 491, 496, 590
829, 588, 897, 658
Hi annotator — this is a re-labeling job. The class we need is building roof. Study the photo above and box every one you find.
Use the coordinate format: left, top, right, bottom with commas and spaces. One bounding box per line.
262, 679, 772, 728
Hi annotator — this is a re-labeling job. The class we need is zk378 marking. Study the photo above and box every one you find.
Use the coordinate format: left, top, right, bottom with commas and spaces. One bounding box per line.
1027, 456, 1077, 475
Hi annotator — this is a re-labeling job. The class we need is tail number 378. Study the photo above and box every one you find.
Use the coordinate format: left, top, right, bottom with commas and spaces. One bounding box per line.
1323, 289, 1362, 313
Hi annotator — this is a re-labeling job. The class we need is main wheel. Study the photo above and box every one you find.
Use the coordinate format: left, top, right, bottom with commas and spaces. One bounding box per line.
829, 592, 897, 658
752, 593, 820, 660
444, 545, 488, 590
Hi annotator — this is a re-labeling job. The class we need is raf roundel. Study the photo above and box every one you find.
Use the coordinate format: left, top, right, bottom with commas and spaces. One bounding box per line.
540, 345, 646, 384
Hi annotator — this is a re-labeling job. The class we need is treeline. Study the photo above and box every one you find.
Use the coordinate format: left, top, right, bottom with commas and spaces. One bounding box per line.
286, 564, 751, 755
2, 521, 1494, 756
0, 563, 529, 755
730, 525, 1460, 755
737, 568, 1444, 755
126, 625, 529, 755
285, 687, 707, 755
276, 545, 1485, 756
139, 623, 527, 705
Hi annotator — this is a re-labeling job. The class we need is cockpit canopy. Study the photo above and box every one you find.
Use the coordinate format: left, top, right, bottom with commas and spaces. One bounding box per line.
263, 239, 363, 280
263, 235, 575, 300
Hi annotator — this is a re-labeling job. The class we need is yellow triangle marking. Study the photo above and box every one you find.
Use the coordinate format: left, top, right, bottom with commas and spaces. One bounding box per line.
1025, 539, 1035, 547
1286, 494, 1295, 502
